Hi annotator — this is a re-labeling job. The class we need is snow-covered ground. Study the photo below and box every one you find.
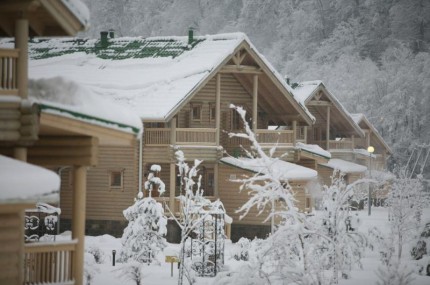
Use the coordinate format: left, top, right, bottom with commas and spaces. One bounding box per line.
75, 207, 430, 285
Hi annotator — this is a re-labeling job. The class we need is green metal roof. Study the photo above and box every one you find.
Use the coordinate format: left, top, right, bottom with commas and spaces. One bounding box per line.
28, 37, 204, 60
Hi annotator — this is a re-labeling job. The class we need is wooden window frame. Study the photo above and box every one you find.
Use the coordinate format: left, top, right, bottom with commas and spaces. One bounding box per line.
209, 103, 216, 122
190, 103, 202, 121
108, 169, 125, 191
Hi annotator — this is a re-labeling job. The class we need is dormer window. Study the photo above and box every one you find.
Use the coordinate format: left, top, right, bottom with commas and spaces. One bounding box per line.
191, 103, 202, 121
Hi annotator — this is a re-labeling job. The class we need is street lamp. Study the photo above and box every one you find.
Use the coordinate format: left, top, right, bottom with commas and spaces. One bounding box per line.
367, 146, 374, 216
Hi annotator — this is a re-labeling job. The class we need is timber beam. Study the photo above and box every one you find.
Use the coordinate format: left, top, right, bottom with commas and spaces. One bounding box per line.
220, 65, 263, 74
27, 136, 98, 166
307, 100, 332, 107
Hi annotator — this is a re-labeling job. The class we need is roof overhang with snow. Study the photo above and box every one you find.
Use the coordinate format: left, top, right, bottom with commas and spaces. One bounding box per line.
0, 33, 315, 126
319, 158, 367, 174
220, 156, 318, 182
0, 155, 60, 205
351, 113, 392, 155
293, 81, 364, 138
0, 0, 89, 37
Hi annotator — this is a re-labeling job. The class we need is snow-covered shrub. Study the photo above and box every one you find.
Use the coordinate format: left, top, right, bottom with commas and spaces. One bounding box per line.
116, 261, 144, 285
84, 252, 100, 285
232, 238, 251, 261
376, 259, 415, 285
86, 245, 105, 264
119, 196, 167, 264
317, 171, 368, 283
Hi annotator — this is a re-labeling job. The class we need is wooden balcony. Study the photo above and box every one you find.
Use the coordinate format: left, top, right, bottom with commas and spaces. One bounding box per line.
314, 139, 354, 150
24, 240, 77, 285
256, 129, 294, 145
0, 48, 19, 96
145, 128, 216, 146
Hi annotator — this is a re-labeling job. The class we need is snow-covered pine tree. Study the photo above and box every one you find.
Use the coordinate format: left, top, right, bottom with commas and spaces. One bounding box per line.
118, 164, 167, 264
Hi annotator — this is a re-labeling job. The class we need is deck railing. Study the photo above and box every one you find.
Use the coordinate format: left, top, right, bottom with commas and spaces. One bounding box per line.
144, 128, 171, 145
144, 128, 216, 146
255, 129, 294, 145
24, 240, 77, 285
176, 128, 216, 145
314, 139, 354, 150
0, 48, 19, 95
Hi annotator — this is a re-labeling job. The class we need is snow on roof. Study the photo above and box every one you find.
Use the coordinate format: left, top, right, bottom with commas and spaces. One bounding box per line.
350, 113, 364, 124
29, 77, 143, 135
220, 156, 318, 181
351, 113, 392, 154
61, 0, 90, 29
320, 159, 367, 173
296, 142, 331, 159
0, 155, 60, 204
292, 80, 364, 137
0, 32, 314, 122
292, 80, 322, 105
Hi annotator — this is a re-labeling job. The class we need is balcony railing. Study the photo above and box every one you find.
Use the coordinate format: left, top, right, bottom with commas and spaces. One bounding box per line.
0, 48, 19, 95
314, 139, 354, 150
144, 128, 216, 146
24, 240, 77, 285
256, 129, 294, 145
176, 128, 216, 145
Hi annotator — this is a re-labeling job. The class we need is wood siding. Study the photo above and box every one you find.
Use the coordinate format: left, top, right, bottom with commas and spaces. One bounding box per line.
218, 164, 310, 225
60, 144, 138, 221
0, 211, 22, 285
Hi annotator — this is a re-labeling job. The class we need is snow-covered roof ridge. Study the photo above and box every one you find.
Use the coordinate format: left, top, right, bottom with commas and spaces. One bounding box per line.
296, 142, 331, 159
0, 155, 60, 204
350, 113, 392, 154
0, 32, 314, 122
292, 80, 364, 137
220, 156, 318, 181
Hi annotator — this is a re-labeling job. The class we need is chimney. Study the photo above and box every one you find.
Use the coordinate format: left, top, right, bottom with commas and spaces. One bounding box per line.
108, 29, 115, 39
188, 28, 194, 45
100, 31, 109, 48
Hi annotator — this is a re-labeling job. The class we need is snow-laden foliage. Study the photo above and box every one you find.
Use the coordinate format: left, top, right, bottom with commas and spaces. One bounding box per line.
369, 172, 430, 284
172, 151, 221, 284
84, 252, 100, 285
316, 171, 367, 284
386, 173, 429, 259
144, 164, 165, 198
232, 237, 251, 261
228, 105, 300, 233
116, 261, 144, 285
119, 193, 167, 264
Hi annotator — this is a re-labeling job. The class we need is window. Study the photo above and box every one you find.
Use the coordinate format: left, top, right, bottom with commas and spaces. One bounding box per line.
201, 167, 215, 196
231, 109, 242, 130
109, 169, 124, 190
209, 103, 216, 121
190, 103, 202, 121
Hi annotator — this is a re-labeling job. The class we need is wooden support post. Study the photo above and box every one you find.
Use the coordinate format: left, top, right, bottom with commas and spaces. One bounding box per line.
169, 163, 176, 214
351, 135, 355, 150
15, 19, 28, 99
170, 117, 177, 145
366, 130, 370, 148
214, 163, 219, 198
303, 126, 308, 143
216, 74, 221, 145
292, 120, 297, 146
326, 106, 330, 150
13, 147, 26, 161
252, 75, 258, 132
72, 166, 87, 285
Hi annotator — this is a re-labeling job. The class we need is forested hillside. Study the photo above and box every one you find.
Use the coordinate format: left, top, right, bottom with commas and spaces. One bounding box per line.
81, 0, 430, 174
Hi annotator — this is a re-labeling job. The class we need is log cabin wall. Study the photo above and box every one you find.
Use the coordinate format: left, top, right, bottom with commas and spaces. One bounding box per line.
59, 144, 138, 236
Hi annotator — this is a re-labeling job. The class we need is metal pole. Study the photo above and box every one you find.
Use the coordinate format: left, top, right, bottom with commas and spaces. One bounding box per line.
368, 155, 372, 216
